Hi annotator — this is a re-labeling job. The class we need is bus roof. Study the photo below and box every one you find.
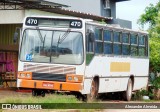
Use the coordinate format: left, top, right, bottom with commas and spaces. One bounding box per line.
85, 20, 148, 35
24, 16, 148, 35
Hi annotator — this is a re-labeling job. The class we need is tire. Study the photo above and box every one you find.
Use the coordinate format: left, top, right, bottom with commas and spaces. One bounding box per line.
123, 78, 133, 101
32, 90, 37, 96
41, 91, 45, 97
87, 79, 99, 102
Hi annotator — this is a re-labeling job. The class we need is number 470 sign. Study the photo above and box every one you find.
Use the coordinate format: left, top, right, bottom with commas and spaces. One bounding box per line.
70, 21, 82, 28
26, 18, 38, 26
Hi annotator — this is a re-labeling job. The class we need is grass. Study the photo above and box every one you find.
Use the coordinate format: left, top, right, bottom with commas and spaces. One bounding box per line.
143, 99, 160, 102
0, 93, 80, 103
0, 93, 99, 112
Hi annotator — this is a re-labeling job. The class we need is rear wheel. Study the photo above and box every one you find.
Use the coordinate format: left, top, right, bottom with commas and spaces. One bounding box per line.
87, 79, 99, 102
123, 78, 133, 101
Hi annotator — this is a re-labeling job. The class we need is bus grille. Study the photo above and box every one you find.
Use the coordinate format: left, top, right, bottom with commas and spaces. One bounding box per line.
32, 73, 66, 82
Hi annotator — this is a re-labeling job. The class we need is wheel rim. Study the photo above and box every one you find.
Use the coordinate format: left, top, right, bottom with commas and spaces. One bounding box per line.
32, 90, 36, 96
41, 91, 45, 97
90, 81, 96, 99
128, 82, 132, 97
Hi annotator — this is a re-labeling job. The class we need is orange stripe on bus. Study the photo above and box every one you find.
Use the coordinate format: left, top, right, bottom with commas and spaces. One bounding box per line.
110, 62, 130, 72
20, 79, 82, 92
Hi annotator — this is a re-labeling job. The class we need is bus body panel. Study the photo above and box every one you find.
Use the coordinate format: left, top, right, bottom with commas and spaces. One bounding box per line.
83, 56, 149, 94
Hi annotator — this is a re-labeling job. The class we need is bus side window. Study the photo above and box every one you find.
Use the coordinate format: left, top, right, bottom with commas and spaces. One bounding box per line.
86, 29, 95, 65
104, 30, 112, 54
95, 28, 103, 54
113, 31, 121, 42
86, 30, 94, 53
131, 34, 137, 44
130, 33, 138, 56
122, 33, 130, 55
131, 46, 138, 56
138, 35, 146, 57
104, 43, 112, 54
113, 31, 121, 55
145, 35, 149, 57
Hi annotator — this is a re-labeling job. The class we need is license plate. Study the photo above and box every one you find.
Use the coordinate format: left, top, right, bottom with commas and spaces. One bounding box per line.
42, 82, 54, 88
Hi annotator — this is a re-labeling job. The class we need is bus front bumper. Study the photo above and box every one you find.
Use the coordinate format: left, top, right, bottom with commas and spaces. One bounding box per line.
17, 79, 83, 92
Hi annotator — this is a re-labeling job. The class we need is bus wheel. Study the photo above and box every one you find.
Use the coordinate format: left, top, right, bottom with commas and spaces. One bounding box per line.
87, 79, 98, 102
123, 78, 133, 101
41, 91, 45, 97
32, 90, 37, 96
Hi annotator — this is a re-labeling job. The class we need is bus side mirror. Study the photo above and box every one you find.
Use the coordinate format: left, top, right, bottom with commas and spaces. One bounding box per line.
13, 32, 18, 43
13, 27, 20, 44
88, 32, 95, 42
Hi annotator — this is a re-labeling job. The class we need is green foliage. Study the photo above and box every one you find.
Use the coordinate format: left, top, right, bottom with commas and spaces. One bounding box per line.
132, 90, 143, 100
99, 19, 106, 24
140, 89, 149, 96
149, 37, 160, 72
138, 2, 160, 28
132, 89, 154, 100
149, 13, 160, 72
152, 76, 160, 89
139, 2, 160, 72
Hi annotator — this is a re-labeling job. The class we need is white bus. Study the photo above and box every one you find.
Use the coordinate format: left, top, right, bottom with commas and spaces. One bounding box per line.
16, 16, 149, 101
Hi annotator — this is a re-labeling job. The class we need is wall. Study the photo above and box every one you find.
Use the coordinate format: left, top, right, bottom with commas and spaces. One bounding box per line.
100, 0, 116, 18
25, 9, 64, 17
0, 10, 24, 24
110, 1, 116, 18
108, 18, 132, 29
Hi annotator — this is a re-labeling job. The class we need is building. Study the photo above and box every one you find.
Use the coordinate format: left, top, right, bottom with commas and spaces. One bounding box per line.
47, 0, 132, 28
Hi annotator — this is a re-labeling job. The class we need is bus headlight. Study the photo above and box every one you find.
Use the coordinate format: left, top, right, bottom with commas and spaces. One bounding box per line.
66, 74, 83, 83
26, 74, 31, 78
20, 73, 25, 78
74, 77, 78, 82
18, 72, 32, 79
67, 76, 72, 81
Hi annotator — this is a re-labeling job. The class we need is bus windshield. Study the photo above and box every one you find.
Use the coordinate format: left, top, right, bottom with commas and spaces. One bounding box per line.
20, 29, 84, 65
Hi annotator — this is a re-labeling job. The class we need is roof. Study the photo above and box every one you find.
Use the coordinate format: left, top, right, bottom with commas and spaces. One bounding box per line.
0, 0, 69, 9
0, 0, 113, 22
41, 8, 113, 22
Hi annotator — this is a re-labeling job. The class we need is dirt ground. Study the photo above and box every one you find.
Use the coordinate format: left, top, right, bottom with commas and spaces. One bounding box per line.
0, 89, 30, 96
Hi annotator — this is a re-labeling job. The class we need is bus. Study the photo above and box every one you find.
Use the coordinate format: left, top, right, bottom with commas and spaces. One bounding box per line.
15, 16, 149, 101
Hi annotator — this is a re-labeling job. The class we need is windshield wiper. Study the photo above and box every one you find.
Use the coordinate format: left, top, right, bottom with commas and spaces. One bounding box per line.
37, 30, 47, 54
58, 29, 71, 44
37, 30, 44, 42
54, 29, 70, 57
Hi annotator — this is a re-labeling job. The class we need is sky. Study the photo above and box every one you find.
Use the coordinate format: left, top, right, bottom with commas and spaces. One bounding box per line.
116, 0, 159, 30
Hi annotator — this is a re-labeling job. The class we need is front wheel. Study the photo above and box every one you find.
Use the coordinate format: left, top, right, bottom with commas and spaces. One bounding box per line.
41, 91, 45, 97
123, 78, 133, 101
87, 79, 99, 102
32, 90, 37, 96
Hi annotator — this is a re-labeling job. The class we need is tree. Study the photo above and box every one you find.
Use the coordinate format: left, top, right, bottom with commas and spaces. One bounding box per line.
148, 13, 160, 72
138, 2, 160, 73
138, 2, 160, 28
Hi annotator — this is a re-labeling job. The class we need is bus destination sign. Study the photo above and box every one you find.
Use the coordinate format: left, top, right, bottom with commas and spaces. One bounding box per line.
25, 17, 82, 28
